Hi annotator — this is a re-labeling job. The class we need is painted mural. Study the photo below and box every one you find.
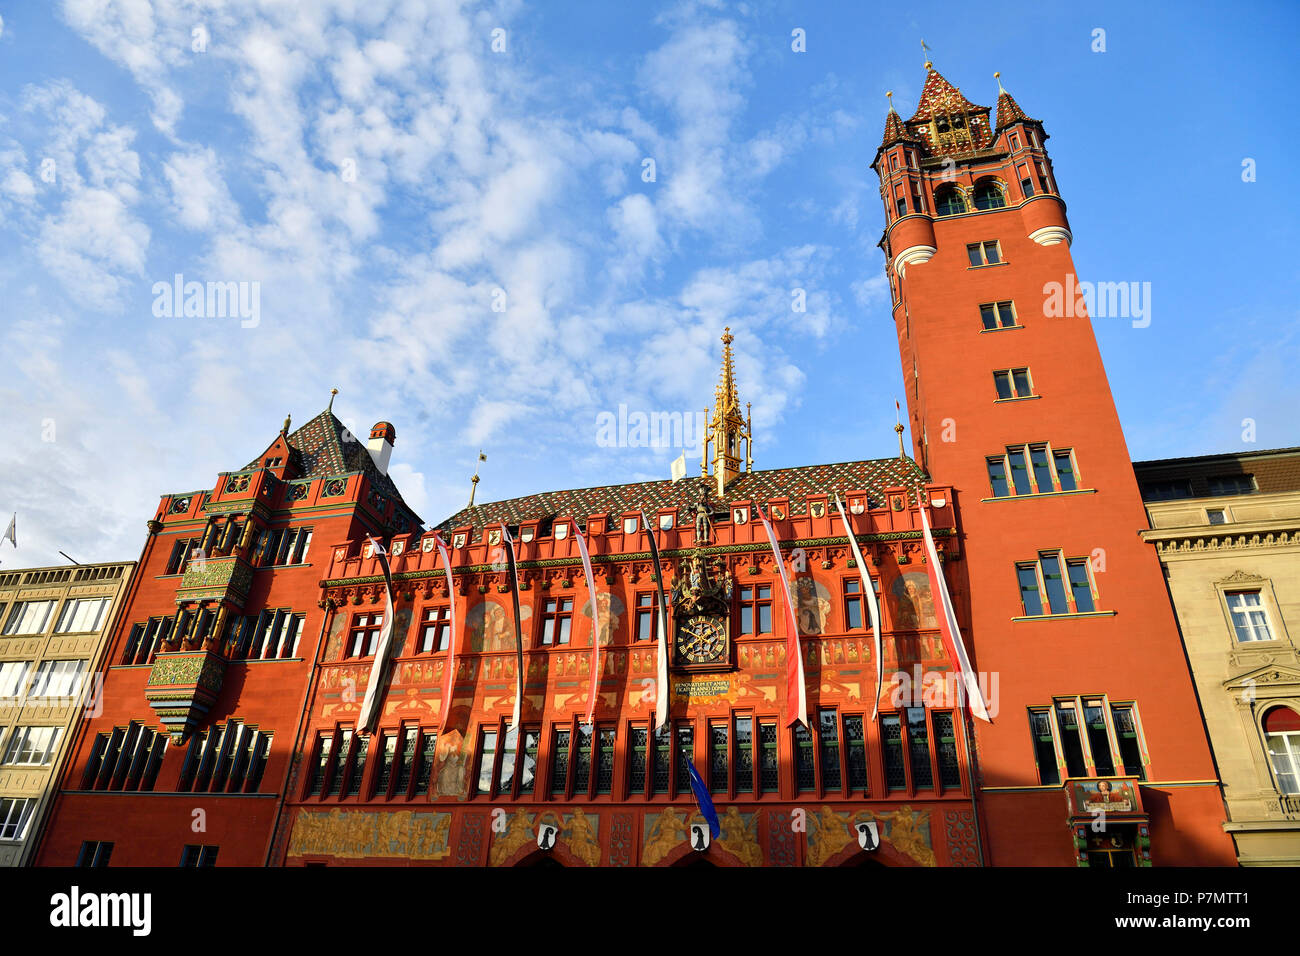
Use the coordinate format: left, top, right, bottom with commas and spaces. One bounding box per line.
432, 729, 473, 799
466, 598, 533, 652
788, 575, 831, 635
803, 804, 936, 867
580, 591, 625, 646
891, 570, 937, 630
286, 809, 452, 861
489, 808, 601, 866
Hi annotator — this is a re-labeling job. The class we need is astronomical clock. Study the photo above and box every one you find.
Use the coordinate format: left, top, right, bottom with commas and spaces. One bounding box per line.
670, 553, 734, 671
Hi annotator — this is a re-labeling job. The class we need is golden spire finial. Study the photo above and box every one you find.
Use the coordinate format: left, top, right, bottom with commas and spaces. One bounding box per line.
467, 450, 486, 509
707, 328, 751, 494
886, 90, 894, 111
281, 413, 291, 435
921, 38, 932, 71
995, 71, 1006, 94
327, 387, 338, 413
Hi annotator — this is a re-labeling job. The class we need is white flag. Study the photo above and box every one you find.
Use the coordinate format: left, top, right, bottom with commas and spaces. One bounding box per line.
575, 521, 602, 726
918, 491, 990, 722
670, 453, 687, 482
834, 493, 884, 718
357, 536, 395, 734
3, 514, 14, 548
757, 506, 807, 729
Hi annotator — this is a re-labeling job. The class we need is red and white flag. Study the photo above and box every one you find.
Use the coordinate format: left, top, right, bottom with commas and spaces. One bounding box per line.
358, 535, 395, 734
500, 523, 525, 732
639, 510, 670, 729
574, 520, 602, 726
433, 534, 459, 734
757, 505, 807, 729
834, 492, 884, 719
917, 491, 990, 722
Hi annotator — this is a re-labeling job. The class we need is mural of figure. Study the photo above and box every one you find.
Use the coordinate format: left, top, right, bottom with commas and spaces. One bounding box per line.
891, 572, 937, 630
581, 592, 625, 647
788, 575, 831, 635
433, 731, 471, 799
466, 599, 532, 652
643, 807, 688, 866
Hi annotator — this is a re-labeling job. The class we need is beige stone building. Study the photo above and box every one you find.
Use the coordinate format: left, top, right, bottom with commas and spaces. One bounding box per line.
1136, 448, 1300, 866
0, 560, 134, 866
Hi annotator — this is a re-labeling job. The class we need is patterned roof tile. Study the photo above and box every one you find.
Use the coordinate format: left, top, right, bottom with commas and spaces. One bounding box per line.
435, 457, 927, 533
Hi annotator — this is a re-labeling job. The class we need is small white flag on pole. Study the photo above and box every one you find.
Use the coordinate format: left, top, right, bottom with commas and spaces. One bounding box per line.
3, 514, 14, 548
670, 453, 687, 483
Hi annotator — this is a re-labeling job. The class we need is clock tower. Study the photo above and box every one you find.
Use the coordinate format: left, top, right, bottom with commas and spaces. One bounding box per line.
871, 64, 1236, 865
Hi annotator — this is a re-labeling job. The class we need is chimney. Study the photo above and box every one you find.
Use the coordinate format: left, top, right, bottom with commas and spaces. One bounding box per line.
367, 422, 396, 476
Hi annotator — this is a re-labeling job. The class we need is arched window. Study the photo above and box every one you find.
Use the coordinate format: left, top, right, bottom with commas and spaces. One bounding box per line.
973, 180, 1007, 210
934, 185, 966, 217
1264, 707, 1300, 794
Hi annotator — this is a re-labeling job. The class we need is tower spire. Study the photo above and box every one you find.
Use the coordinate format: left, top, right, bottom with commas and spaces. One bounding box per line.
702, 328, 753, 496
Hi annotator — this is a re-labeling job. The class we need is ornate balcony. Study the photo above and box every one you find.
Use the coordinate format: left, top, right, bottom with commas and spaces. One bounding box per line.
175, 554, 253, 607
144, 650, 227, 742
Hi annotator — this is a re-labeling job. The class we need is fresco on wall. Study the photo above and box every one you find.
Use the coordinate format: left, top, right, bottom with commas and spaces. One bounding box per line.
787, 575, 831, 635
432, 729, 472, 799
580, 592, 625, 646
891, 571, 937, 630
466, 598, 532, 652
286, 809, 451, 861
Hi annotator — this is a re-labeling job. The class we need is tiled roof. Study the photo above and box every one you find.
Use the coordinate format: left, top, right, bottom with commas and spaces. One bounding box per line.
995, 89, 1034, 130
904, 67, 994, 157
880, 108, 911, 148
435, 457, 928, 533
244, 410, 421, 522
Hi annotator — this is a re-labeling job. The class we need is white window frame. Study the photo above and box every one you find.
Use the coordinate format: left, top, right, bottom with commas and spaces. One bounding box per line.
1264, 720, 1300, 795
0, 661, 31, 698
0, 797, 35, 840
1226, 590, 1274, 643
55, 597, 111, 633
3, 600, 56, 635
2, 725, 64, 765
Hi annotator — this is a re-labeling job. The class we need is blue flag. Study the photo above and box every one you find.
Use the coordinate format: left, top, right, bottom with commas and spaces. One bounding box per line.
686, 760, 721, 839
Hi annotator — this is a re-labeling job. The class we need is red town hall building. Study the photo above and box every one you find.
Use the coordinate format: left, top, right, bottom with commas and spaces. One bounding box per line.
34, 65, 1236, 867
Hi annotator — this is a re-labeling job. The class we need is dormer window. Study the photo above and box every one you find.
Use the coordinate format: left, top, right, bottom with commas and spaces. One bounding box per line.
265, 457, 282, 467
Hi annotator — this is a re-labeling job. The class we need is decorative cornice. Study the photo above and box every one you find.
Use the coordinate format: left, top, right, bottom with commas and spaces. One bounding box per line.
1143, 525, 1300, 556
322, 529, 953, 589
1215, 569, 1267, 586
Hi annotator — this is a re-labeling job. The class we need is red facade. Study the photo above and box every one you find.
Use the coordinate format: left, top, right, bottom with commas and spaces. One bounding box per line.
32, 66, 1236, 868
873, 66, 1234, 865
35, 414, 421, 866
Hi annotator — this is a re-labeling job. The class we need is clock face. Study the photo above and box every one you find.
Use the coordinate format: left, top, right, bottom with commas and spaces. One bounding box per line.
678, 615, 726, 665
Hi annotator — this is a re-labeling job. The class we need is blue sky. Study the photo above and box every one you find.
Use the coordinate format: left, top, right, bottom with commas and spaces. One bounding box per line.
0, 0, 1297, 569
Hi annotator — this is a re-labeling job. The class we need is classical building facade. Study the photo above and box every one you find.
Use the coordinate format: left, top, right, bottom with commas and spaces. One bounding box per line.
1136, 448, 1300, 865
872, 65, 1235, 865
34, 410, 421, 866
0, 560, 134, 866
